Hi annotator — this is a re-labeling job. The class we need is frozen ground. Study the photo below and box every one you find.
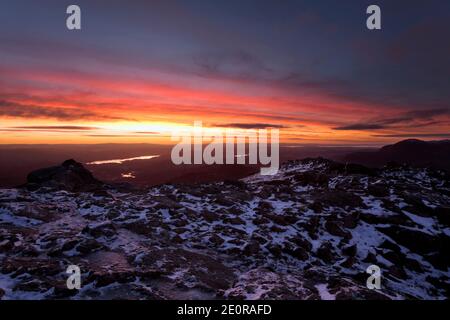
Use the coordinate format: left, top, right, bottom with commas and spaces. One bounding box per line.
0, 158, 449, 300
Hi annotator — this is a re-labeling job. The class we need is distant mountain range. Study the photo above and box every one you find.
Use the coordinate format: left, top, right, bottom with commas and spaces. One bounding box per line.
344, 139, 450, 171
0, 140, 448, 188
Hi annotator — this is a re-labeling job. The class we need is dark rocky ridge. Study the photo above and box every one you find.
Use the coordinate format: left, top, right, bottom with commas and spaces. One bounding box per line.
26, 159, 103, 192
345, 139, 450, 171
0, 158, 449, 300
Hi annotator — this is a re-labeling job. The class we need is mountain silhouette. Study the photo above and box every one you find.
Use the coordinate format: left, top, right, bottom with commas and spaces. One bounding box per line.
344, 139, 450, 170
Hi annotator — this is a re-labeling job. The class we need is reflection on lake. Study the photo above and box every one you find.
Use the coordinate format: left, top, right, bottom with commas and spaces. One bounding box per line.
121, 172, 136, 179
87, 155, 160, 165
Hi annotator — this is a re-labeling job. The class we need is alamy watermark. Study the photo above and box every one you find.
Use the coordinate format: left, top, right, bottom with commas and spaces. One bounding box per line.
366, 264, 381, 290
171, 121, 279, 175
366, 5, 381, 30
66, 265, 81, 290
66, 4, 381, 31
66, 5, 81, 30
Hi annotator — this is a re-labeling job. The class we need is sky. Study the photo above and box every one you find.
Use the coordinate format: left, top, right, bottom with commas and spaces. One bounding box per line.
0, 0, 449, 144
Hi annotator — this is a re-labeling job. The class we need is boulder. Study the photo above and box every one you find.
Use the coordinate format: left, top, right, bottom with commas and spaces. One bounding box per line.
243, 240, 260, 255
314, 190, 364, 209
26, 159, 102, 191
317, 242, 335, 263
378, 226, 439, 254
325, 220, 351, 239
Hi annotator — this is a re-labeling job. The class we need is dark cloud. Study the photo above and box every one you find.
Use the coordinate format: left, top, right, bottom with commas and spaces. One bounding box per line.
0, 100, 122, 121
334, 108, 450, 131
134, 131, 161, 135
193, 50, 274, 80
406, 109, 450, 119
9, 126, 99, 131
372, 133, 450, 138
214, 123, 287, 129
84, 134, 150, 138
334, 124, 385, 130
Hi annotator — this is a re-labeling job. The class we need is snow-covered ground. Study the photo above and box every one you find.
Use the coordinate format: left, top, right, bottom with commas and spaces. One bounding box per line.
0, 158, 449, 300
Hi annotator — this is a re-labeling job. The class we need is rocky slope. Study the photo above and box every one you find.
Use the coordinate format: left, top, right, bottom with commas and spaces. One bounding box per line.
0, 158, 449, 300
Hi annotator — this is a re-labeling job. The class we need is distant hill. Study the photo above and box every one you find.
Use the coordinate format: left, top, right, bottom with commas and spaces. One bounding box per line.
344, 139, 450, 170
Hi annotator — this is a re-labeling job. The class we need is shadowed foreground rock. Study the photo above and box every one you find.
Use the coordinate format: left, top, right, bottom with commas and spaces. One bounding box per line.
26, 159, 102, 192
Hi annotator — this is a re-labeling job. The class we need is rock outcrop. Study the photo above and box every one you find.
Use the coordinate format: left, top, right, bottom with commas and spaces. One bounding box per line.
26, 159, 102, 191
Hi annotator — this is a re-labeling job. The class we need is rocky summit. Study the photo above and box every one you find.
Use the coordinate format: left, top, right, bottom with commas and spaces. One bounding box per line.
26, 159, 103, 192
0, 158, 449, 300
